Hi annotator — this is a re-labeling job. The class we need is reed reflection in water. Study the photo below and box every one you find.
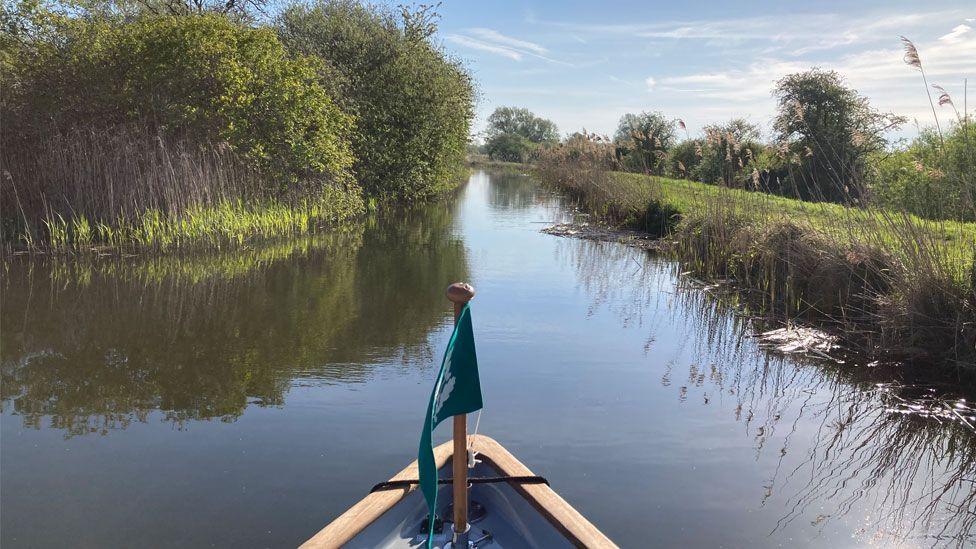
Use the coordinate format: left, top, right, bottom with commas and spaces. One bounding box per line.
560, 235, 976, 547
1, 201, 469, 436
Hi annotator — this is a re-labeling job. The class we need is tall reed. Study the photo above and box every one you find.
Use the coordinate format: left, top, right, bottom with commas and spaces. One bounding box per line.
1, 124, 363, 251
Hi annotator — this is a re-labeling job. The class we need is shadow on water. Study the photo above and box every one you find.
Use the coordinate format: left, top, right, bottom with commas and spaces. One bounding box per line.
560, 237, 976, 548
1, 199, 469, 437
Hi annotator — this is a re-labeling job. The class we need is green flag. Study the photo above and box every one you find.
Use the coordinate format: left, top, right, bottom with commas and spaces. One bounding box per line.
418, 303, 483, 547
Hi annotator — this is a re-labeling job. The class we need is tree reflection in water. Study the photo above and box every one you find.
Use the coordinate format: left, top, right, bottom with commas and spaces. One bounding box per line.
559, 236, 976, 548
1, 200, 469, 437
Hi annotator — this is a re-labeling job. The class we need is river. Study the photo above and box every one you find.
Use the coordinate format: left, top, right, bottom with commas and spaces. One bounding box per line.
2, 169, 974, 548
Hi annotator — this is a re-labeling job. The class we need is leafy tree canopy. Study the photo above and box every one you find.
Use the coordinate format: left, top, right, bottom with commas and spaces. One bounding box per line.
486, 106, 559, 143
773, 68, 904, 203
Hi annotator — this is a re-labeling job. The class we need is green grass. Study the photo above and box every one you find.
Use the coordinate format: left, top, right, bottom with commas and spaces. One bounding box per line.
606, 171, 975, 283
9, 186, 364, 253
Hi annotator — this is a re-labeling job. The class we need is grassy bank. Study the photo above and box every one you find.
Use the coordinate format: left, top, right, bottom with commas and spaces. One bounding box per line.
534, 155, 976, 373
466, 156, 530, 170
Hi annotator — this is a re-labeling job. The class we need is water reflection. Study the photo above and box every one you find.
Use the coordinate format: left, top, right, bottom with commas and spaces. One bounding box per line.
559, 236, 976, 547
484, 169, 540, 211
1, 201, 469, 436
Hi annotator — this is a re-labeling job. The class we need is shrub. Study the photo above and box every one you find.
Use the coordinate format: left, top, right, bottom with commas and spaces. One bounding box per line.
613, 112, 676, 175
277, 1, 475, 200
666, 139, 702, 180
696, 119, 763, 188
485, 133, 537, 163
870, 124, 976, 221
3, 11, 355, 192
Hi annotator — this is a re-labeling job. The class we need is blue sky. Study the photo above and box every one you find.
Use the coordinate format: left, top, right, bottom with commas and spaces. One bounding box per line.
434, 0, 976, 141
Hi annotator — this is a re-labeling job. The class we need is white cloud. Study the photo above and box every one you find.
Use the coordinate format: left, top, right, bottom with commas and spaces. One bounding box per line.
447, 28, 572, 66
544, 10, 969, 56
468, 28, 548, 55
445, 34, 523, 60
645, 77, 657, 91
939, 24, 972, 43
651, 24, 976, 134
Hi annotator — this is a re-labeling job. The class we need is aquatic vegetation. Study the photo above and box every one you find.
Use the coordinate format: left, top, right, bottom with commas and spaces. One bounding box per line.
14, 188, 364, 253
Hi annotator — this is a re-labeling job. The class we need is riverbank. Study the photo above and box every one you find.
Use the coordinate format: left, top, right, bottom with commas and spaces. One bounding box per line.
466, 157, 530, 171
533, 161, 976, 376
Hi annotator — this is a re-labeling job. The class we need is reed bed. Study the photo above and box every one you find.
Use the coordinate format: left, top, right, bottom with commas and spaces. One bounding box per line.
1, 125, 364, 252
534, 138, 976, 373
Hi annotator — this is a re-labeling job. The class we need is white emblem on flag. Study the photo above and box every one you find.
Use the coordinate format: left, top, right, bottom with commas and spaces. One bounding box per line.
432, 355, 456, 421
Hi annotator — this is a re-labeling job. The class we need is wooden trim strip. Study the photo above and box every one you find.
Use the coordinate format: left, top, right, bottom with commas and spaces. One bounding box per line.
300, 435, 617, 549
300, 442, 452, 549
469, 435, 617, 549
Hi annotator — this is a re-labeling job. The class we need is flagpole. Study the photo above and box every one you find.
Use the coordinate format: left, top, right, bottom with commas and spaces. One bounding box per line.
446, 282, 474, 542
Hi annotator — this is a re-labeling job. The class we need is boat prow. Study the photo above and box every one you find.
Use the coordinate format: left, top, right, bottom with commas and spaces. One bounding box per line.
301, 434, 616, 548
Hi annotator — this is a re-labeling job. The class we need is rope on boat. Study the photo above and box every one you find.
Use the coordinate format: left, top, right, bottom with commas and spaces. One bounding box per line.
369, 475, 550, 493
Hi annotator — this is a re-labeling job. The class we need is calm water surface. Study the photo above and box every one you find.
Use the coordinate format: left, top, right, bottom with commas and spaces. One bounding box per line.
2, 170, 974, 548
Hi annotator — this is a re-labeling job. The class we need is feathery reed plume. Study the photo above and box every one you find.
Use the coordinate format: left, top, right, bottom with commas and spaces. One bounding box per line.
900, 36, 921, 69
677, 118, 690, 139
932, 84, 963, 122
901, 36, 944, 145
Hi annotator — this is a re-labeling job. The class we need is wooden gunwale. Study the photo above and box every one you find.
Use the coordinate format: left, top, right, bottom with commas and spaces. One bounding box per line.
299, 434, 617, 548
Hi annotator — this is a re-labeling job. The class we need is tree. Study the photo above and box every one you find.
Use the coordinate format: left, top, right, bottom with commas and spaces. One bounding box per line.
277, 0, 475, 200
773, 68, 904, 203
485, 106, 559, 143
483, 106, 558, 162
613, 111, 676, 174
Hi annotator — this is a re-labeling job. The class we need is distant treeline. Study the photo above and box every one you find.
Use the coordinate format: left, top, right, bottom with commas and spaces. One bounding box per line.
0, 0, 474, 251
480, 66, 974, 223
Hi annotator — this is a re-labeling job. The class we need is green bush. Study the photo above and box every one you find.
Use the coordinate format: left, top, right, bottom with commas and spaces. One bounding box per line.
3, 11, 355, 192
695, 119, 763, 188
613, 112, 676, 175
277, 1, 474, 200
870, 124, 976, 221
485, 133, 538, 163
666, 139, 702, 180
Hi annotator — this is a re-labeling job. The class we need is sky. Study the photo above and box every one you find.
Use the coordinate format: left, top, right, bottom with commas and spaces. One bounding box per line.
434, 0, 976, 142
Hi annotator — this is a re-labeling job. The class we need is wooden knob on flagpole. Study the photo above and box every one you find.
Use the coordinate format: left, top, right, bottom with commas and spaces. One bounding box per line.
446, 282, 473, 540
447, 282, 475, 304
447, 282, 475, 320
